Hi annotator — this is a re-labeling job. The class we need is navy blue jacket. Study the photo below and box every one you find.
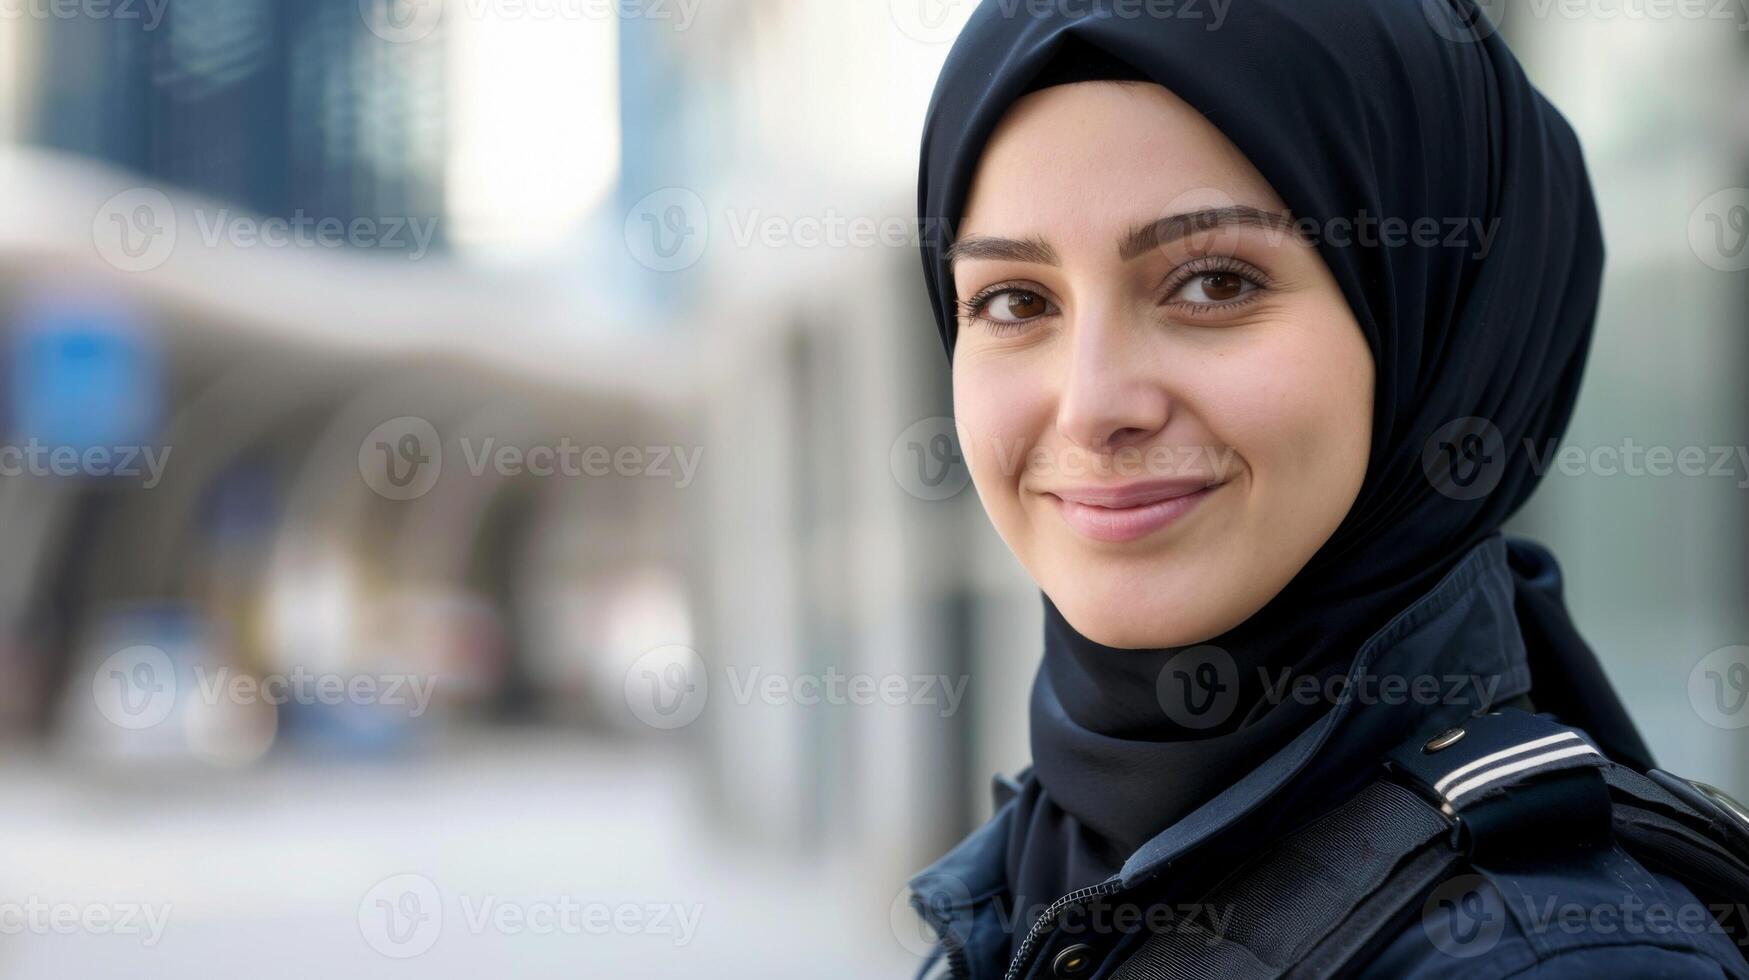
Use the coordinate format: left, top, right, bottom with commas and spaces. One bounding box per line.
907, 535, 1749, 979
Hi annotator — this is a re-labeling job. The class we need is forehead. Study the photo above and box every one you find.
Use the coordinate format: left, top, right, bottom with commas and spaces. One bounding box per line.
957, 82, 1285, 244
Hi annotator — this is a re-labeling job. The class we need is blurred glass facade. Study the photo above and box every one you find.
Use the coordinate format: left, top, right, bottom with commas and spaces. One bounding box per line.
0, 2, 1740, 977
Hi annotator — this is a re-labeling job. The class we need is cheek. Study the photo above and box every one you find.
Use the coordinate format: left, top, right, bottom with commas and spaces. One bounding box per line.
952, 357, 1049, 492
1199, 312, 1373, 511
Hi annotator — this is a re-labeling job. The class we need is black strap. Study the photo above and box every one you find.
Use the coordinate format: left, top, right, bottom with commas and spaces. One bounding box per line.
1604, 765, 1749, 955
1111, 716, 1749, 980
1108, 708, 1749, 980
1281, 843, 1463, 980
1110, 781, 1457, 980
1634, 767, 1749, 860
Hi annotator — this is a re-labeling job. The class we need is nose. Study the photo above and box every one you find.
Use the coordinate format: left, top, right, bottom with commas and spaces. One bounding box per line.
1054, 313, 1172, 455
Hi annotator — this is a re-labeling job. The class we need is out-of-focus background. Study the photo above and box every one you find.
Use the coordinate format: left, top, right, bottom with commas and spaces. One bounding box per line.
0, 1, 1741, 976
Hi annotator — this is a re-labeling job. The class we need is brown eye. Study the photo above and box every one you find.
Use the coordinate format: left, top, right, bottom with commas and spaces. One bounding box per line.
1199, 273, 1245, 302
1169, 267, 1261, 307
959, 284, 1058, 336
966, 287, 1055, 331
989, 289, 1048, 321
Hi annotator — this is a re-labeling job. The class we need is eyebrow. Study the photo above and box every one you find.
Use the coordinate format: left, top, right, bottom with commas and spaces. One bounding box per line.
945, 205, 1295, 268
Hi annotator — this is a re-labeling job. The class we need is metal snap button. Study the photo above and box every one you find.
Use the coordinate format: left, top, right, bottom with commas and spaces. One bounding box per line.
1424, 727, 1466, 752
1052, 943, 1095, 978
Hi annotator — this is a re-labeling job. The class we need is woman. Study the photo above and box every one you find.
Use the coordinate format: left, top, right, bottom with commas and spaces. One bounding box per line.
905, 1, 1749, 978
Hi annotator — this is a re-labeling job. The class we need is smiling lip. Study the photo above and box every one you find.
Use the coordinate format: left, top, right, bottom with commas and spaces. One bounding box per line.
1046, 478, 1223, 543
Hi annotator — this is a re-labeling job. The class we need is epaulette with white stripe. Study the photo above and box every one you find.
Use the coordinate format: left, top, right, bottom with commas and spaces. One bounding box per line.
1385, 707, 1608, 818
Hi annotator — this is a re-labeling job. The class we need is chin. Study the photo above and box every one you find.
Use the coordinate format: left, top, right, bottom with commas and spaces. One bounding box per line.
1049, 583, 1226, 650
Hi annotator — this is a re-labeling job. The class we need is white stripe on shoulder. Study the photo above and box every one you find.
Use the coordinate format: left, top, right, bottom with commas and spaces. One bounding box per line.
1443, 743, 1603, 805
1432, 731, 1583, 794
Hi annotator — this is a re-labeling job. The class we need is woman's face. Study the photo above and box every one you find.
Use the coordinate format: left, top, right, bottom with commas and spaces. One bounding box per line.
950, 81, 1375, 649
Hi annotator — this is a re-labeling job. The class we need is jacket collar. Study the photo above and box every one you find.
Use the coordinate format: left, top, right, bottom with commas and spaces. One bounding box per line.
909, 532, 1533, 937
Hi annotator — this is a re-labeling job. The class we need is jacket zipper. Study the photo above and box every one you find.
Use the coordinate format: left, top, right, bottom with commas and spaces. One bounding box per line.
943, 937, 972, 979
914, 893, 976, 980
1002, 878, 1123, 980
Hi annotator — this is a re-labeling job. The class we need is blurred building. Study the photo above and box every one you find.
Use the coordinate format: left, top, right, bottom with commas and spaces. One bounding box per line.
0, 0, 976, 934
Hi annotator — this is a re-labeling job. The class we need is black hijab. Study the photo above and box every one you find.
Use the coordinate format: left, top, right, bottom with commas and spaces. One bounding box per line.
915, 0, 1654, 932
